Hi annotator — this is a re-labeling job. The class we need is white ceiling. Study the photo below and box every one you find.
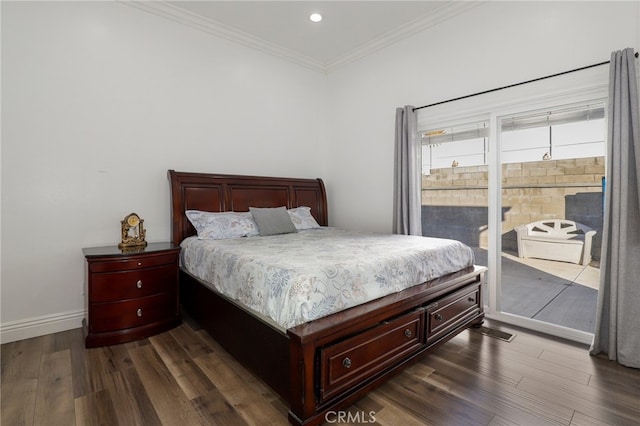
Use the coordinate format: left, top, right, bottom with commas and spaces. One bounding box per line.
133, 1, 479, 72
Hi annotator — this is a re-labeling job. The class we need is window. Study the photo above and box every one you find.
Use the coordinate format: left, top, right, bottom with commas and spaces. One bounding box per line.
501, 104, 605, 163
422, 104, 605, 171
421, 121, 489, 172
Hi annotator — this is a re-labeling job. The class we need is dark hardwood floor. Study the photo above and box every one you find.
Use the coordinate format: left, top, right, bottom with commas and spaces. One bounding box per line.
2, 318, 639, 426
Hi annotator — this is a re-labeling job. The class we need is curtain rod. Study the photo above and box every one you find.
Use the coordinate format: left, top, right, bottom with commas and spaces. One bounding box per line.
413, 51, 639, 112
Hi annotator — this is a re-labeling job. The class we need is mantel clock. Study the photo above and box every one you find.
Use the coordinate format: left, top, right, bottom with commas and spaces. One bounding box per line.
119, 212, 147, 249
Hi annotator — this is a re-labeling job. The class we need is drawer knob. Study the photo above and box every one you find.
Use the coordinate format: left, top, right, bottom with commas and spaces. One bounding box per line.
137, 308, 143, 317
342, 357, 352, 369
404, 329, 412, 338
137, 262, 142, 266
435, 313, 443, 321
468, 296, 475, 302
136, 280, 143, 289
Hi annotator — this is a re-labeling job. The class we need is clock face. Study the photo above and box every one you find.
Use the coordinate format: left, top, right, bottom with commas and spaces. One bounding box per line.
127, 214, 140, 228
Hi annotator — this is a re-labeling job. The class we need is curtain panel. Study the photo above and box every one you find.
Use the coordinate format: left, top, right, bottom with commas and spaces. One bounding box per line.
393, 105, 422, 236
590, 48, 640, 368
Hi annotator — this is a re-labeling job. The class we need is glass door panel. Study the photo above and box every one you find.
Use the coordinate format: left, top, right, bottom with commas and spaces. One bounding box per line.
421, 121, 489, 300
498, 103, 604, 334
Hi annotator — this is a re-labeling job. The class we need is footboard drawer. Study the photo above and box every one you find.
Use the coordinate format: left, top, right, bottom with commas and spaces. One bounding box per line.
319, 309, 425, 402
426, 285, 481, 344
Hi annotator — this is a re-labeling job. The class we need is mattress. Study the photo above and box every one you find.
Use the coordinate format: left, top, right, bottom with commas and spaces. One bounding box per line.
180, 228, 474, 329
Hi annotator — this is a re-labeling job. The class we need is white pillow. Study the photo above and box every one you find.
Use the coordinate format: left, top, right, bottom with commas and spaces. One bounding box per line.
288, 206, 321, 230
185, 210, 259, 240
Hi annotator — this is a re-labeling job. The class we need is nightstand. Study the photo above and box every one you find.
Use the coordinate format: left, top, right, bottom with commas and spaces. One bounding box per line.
82, 242, 181, 348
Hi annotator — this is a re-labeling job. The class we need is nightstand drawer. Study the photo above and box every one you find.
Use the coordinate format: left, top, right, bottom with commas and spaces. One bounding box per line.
91, 264, 177, 302
90, 293, 176, 333
89, 252, 177, 273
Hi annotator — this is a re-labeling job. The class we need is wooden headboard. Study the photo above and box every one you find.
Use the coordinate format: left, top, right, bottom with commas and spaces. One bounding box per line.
168, 170, 328, 245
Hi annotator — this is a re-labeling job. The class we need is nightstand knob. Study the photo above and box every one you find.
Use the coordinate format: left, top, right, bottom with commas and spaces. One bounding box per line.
137, 308, 142, 317
435, 314, 443, 321
404, 329, 412, 338
137, 262, 142, 266
136, 280, 143, 289
342, 357, 352, 369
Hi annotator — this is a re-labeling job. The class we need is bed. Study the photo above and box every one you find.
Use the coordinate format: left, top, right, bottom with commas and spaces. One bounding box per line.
168, 170, 486, 426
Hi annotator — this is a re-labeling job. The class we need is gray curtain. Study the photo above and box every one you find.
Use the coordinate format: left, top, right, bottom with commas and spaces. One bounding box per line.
393, 105, 422, 236
590, 48, 640, 368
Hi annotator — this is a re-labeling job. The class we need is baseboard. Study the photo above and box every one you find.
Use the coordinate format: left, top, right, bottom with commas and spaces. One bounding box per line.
0, 309, 86, 344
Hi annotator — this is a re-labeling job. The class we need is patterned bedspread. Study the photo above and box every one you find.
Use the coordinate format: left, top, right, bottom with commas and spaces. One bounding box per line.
180, 228, 474, 329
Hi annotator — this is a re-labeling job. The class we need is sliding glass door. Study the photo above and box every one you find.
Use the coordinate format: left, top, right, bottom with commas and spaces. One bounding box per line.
419, 96, 606, 343
496, 102, 604, 341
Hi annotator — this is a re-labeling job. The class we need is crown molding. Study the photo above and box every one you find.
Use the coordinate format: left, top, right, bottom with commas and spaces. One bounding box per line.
122, 1, 326, 72
122, 1, 482, 74
325, 2, 484, 73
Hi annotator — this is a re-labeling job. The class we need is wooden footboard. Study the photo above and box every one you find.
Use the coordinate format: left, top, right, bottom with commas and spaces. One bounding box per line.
286, 265, 485, 425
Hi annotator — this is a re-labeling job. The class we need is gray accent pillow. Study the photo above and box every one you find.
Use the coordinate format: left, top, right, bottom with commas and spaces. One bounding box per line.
249, 206, 298, 236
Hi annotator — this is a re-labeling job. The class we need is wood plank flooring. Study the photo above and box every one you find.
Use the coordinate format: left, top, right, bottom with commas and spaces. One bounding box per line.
2, 319, 639, 426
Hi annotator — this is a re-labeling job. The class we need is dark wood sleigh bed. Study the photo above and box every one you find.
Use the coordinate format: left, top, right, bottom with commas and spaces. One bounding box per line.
168, 170, 486, 426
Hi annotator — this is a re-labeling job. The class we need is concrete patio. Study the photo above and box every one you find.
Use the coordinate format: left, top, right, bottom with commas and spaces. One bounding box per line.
473, 248, 599, 333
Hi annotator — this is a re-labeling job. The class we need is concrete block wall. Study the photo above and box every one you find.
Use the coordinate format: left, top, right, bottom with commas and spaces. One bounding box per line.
421, 156, 604, 260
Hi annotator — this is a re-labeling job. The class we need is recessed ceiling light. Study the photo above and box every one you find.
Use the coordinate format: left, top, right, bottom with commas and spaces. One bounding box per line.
309, 13, 323, 23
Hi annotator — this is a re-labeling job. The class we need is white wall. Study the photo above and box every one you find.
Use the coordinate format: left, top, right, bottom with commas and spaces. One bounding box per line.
1, 1, 329, 341
326, 1, 640, 232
